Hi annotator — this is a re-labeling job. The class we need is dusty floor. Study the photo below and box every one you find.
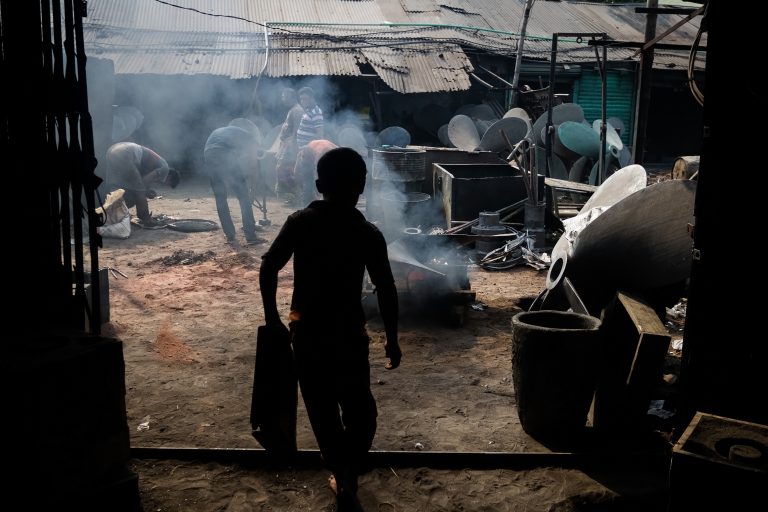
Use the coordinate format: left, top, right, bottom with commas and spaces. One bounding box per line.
95, 173, 681, 511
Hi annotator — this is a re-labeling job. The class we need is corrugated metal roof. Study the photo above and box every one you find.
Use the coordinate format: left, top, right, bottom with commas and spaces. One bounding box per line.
266, 38, 364, 76
362, 45, 473, 93
82, 0, 706, 92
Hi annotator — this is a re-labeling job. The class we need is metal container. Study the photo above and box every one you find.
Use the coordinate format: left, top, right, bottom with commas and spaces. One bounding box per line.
433, 163, 544, 227
409, 146, 505, 195
380, 191, 432, 231
669, 412, 768, 511
371, 147, 426, 182
471, 211, 507, 255
512, 310, 602, 443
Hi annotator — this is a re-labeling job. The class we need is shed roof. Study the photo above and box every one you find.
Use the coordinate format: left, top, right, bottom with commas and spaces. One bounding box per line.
82, 0, 706, 92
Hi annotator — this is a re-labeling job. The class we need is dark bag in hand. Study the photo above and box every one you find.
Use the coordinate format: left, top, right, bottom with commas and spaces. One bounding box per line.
250, 325, 298, 460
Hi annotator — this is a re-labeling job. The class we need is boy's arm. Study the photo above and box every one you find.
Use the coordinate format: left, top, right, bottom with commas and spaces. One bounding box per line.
259, 221, 295, 332
376, 278, 400, 369
259, 257, 284, 327
368, 233, 400, 369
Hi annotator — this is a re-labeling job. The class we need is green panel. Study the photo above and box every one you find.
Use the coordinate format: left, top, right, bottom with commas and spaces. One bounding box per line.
519, 61, 582, 79
573, 70, 635, 146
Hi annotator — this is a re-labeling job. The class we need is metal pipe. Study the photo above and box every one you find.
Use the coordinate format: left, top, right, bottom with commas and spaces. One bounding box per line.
469, 73, 495, 90
632, 5, 705, 57
479, 65, 514, 88
546, 34, 557, 182
592, 39, 607, 185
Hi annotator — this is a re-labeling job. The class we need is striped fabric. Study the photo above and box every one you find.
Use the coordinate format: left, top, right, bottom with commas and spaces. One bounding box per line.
296, 105, 324, 148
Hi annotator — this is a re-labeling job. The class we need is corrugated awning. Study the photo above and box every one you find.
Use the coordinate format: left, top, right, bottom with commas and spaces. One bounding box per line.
82, 0, 706, 88
84, 26, 474, 92
360, 46, 472, 93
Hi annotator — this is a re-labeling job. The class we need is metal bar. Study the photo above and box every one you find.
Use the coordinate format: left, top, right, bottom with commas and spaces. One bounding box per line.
469, 72, 495, 90
597, 39, 608, 184
41, 0, 63, 278
555, 32, 606, 39
130, 446, 667, 471
546, 35, 557, 182
633, 4, 705, 57
52, 0, 73, 292
635, 7, 700, 14
602, 41, 607, 182
64, 0, 89, 331
109, 266, 128, 279
478, 66, 514, 88
562, 277, 589, 316
73, 0, 102, 332
444, 198, 528, 235
587, 40, 706, 52
504, 134, 532, 203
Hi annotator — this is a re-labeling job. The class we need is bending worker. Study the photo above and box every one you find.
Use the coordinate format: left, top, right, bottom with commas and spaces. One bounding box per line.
203, 118, 263, 244
105, 142, 180, 226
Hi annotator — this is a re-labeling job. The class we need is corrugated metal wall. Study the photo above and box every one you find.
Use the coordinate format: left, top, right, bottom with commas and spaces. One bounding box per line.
573, 69, 635, 146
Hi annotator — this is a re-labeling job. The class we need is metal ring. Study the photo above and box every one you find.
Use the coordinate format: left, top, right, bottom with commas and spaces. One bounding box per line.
165, 219, 220, 232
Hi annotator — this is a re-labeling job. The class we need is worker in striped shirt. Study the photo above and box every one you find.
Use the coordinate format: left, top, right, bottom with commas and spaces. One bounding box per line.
284, 86, 325, 207
295, 86, 324, 151
274, 88, 304, 201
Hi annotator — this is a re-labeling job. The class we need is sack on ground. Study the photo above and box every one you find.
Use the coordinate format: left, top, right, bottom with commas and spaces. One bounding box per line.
96, 189, 131, 239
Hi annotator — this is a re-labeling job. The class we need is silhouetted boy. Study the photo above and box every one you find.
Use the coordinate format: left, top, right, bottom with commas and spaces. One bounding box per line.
260, 147, 401, 511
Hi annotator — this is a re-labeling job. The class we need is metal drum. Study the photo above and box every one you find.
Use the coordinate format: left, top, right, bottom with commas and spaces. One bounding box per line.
369, 147, 427, 223
371, 147, 426, 183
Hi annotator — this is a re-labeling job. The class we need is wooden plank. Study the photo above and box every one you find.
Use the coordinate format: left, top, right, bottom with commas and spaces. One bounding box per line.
617, 292, 667, 336
544, 177, 598, 194
592, 291, 672, 434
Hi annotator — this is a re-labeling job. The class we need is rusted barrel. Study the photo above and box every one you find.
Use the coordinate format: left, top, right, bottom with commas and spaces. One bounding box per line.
511, 310, 602, 443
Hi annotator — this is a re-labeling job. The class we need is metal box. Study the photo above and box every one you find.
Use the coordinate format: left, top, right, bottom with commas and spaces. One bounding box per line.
432, 163, 543, 227
669, 412, 768, 511
408, 146, 505, 195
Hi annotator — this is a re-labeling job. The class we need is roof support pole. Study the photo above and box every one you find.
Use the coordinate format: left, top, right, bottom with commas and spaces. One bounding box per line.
509, 0, 536, 109
631, 0, 658, 165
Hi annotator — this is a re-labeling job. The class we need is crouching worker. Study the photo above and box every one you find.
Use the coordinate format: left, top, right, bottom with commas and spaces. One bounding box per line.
259, 147, 401, 512
105, 142, 180, 226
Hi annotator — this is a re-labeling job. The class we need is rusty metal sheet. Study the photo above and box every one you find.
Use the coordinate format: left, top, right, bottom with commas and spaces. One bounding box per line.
361, 46, 472, 93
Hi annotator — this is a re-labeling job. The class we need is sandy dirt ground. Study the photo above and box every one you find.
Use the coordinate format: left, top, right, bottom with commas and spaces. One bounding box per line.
95, 173, 675, 511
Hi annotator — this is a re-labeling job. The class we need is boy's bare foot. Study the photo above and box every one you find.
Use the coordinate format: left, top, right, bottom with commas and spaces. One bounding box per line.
329, 474, 363, 511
